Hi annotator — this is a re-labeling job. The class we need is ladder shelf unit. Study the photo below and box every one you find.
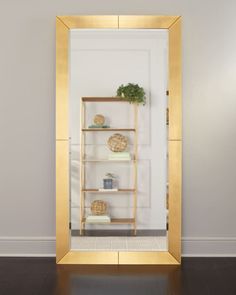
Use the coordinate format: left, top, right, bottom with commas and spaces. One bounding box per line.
79, 97, 138, 235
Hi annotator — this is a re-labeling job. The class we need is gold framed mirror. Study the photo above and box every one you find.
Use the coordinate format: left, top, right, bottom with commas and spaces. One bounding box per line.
56, 15, 181, 265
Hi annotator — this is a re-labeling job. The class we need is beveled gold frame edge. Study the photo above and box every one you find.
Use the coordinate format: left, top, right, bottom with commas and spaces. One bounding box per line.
56, 15, 182, 265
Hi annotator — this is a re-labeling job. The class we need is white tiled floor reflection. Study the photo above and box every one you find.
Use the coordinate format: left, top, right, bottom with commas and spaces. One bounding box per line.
71, 236, 167, 251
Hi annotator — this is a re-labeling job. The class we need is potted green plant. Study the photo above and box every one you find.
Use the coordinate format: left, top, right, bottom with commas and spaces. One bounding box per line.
116, 83, 146, 105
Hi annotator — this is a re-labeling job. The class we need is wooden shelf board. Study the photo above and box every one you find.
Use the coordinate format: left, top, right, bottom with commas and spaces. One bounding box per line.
82, 128, 136, 132
82, 218, 135, 224
82, 97, 126, 102
82, 159, 136, 162
82, 189, 136, 193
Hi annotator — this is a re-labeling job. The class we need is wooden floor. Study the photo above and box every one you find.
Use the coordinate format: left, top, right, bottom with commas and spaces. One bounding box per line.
0, 257, 236, 295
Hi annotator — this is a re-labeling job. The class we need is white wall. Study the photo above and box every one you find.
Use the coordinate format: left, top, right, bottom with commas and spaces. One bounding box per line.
0, 0, 236, 256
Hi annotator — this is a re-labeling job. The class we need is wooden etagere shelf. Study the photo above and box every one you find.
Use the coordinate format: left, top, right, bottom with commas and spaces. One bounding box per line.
82, 128, 136, 132
82, 97, 127, 102
79, 97, 138, 235
82, 189, 136, 193
82, 159, 136, 162
82, 218, 135, 224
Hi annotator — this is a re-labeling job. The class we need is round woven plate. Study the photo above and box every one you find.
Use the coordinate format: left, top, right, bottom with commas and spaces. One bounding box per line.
91, 200, 107, 215
94, 114, 105, 126
107, 133, 128, 152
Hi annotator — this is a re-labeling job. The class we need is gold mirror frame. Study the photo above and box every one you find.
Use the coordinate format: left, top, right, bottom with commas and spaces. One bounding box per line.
56, 15, 182, 265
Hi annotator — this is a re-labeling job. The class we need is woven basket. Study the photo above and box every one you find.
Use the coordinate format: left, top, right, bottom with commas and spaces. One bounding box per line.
91, 200, 107, 215
107, 133, 128, 152
94, 114, 105, 126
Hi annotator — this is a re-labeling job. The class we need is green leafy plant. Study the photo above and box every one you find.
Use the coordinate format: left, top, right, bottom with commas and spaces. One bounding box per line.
105, 173, 116, 179
116, 83, 146, 105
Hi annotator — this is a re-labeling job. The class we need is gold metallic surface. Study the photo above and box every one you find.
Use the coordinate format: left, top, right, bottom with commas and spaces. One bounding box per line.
119, 15, 180, 29
56, 15, 182, 264
168, 140, 182, 263
119, 252, 179, 265
56, 140, 70, 262
58, 251, 118, 264
56, 18, 69, 140
58, 15, 118, 29
168, 18, 182, 140
167, 18, 182, 263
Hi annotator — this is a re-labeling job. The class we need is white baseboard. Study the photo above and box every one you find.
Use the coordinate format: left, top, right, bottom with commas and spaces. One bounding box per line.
0, 236, 55, 257
1, 236, 236, 257
0, 254, 56, 257
182, 237, 236, 257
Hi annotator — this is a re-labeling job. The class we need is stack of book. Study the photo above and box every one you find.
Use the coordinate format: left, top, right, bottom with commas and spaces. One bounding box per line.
108, 152, 131, 161
86, 215, 111, 223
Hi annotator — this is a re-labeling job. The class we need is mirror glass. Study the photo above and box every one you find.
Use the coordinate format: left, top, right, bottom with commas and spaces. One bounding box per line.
69, 29, 168, 252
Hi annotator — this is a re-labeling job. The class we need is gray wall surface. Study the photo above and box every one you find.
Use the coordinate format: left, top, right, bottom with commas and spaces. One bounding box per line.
0, 0, 236, 256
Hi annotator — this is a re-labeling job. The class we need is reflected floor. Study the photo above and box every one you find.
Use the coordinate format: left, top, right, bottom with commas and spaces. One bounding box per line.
71, 236, 168, 251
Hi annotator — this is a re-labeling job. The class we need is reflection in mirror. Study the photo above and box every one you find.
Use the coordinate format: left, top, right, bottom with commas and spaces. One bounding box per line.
69, 29, 168, 252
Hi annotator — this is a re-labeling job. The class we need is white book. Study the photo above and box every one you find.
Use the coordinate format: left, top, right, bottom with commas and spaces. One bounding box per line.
98, 188, 118, 192
86, 215, 111, 223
